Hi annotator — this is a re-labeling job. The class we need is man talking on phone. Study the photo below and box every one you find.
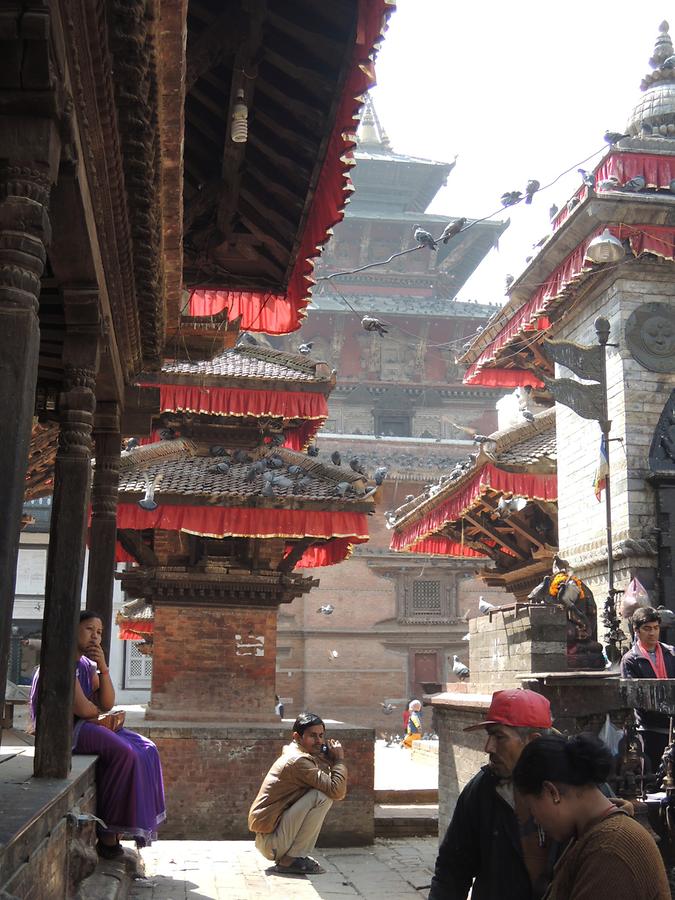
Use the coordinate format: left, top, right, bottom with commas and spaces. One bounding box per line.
248, 711, 347, 876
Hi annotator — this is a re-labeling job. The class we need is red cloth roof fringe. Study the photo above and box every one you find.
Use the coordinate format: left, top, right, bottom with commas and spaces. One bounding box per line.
188, 1, 393, 334
390, 464, 557, 552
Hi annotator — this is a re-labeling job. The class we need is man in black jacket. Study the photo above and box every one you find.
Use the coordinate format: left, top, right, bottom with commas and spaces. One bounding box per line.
429, 689, 554, 900
621, 606, 675, 773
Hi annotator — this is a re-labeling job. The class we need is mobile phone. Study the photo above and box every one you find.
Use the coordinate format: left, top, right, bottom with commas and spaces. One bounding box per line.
321, 743, 329, 755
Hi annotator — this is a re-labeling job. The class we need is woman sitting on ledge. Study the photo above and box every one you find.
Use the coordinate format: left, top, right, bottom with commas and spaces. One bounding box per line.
30, 610, 166, 858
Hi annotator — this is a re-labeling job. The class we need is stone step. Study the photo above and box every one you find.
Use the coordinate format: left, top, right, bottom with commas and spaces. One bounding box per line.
374, 788, 438, 804
374, 803, 439, 838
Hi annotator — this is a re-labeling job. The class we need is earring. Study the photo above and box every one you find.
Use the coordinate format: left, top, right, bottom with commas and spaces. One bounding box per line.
553, 798, 561, 805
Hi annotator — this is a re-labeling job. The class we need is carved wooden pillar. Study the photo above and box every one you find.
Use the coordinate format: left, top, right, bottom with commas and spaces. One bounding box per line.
86, 402, 121, 658
0, 157, 58, 734
34, 288, 100, 778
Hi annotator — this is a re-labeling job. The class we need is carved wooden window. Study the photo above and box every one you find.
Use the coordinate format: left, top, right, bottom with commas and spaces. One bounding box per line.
124, 640, 152, 688
399, 575, 457, 624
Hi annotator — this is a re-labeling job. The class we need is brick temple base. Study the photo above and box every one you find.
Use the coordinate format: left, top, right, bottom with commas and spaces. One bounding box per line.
135, 720, 375, 843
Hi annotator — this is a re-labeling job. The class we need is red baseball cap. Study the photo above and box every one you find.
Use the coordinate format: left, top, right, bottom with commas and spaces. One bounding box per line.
464, 689, 552, 732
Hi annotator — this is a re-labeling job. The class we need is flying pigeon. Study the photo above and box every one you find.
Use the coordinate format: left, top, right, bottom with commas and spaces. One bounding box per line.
374, 466, 388, 485
548, 204, 559, 221
261, 482, 275, 497
307, 443, 319, 457
452, 655, 470, 681
479, 597, 498, 615
622, 175, 646, 192
578, 168, 595, 189
298, 342, 313, 355
604, 130, 629, 145
500, 190, 522, 207
138, 473, 161, 512
440, 217, 467, 244
331, 450, 342, 466
413, 225, 437, 250
597, 176, 621, 192
361, 315, 388, 336
524, 179, 540, 204
521, 409, 535, 422
317, 604, 334, 615
380, 702, 396, 715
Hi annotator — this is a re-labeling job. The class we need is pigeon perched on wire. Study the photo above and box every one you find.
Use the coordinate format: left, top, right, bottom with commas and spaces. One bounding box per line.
331, 450, 342, 466
440, 218, 467, 244
298, 342, 313, 355
452, 655, 470, 681
361, 315, 388, 337
317, 604, 334, 615
578, 168, 595, 189
478, 597, 498, 615
524, 179, 540, 204
374, 466, 388, 485
622, 174, 646, 192
604, 130, 629, 145
413, 225, 437, 250
500, 190, 522, 207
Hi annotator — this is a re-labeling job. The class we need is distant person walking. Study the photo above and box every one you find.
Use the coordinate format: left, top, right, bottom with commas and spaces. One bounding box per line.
403, 699, 422, 749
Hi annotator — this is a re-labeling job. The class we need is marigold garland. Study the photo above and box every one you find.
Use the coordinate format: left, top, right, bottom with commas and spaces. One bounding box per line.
549, 572, 586, 600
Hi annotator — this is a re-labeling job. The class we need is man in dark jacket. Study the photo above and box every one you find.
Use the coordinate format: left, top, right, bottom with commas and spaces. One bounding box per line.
429, 689, 554, 900
621, 606, 675, 773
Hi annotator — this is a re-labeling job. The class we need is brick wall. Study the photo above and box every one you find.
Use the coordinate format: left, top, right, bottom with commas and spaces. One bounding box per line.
139, 720, 375, 844
468, 605, 567, 687
150, 604, 278, 721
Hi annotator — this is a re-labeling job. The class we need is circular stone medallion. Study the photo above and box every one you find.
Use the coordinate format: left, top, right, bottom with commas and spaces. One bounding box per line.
625, 302, 675, 372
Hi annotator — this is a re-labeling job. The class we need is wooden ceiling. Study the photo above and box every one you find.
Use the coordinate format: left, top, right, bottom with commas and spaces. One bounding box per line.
182, 0, 358, 290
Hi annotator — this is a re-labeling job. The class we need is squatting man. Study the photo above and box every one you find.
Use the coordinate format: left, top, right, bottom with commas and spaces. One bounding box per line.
248, 712, 347, 876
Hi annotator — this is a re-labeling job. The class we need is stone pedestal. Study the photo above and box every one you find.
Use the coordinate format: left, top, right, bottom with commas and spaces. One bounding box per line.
133, 718, 375, 843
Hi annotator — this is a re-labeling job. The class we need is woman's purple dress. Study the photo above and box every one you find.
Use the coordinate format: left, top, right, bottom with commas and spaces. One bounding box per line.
31, 657, 166, 844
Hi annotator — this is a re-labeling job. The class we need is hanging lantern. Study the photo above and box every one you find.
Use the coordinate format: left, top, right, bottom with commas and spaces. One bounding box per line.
585, 229, 625, 264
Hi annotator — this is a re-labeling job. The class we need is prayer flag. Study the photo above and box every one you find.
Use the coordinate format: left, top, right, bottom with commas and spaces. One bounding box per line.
594, 433, 608, 502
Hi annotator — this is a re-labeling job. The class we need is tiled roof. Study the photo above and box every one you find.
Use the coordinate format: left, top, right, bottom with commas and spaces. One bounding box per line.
160, 345, 326, 383
118, 441, 372, 507
495, 427, 556, 468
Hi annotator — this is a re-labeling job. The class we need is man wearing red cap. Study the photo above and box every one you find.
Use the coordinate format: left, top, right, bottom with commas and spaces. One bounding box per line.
428, 688, 554, 900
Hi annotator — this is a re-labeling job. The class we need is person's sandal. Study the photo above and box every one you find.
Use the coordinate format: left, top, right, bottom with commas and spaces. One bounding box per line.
273, 857, 325, 875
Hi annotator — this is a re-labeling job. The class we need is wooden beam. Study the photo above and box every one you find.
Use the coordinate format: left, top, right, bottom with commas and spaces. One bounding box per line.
463, 513, 527, 561
117, 529, 160, 567
186, 9, 244, 92
278, 537, 315, 573
480, 496, 547, 550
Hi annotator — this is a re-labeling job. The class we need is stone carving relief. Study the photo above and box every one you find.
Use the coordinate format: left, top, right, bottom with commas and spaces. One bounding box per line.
625, 302, 675, 372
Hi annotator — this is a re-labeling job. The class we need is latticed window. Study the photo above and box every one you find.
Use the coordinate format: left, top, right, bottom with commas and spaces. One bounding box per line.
410, 581, 442, 616
124, 641, 152, 688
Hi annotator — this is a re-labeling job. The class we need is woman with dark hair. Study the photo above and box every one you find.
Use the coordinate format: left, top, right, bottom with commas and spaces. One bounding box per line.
30, 611, 166, 858
621, 606, 675, 773
513, 733, 669, 899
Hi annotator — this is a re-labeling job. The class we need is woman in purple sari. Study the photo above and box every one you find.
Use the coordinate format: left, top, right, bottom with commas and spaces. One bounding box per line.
31, 611, 165, 858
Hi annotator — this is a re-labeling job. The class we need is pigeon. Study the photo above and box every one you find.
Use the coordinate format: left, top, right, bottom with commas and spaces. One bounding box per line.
663, 55, 675, 69
268, 432, 285, 447
268, 455, 284, 469
245, 462, 264, 482
440, 218, 467, 244
158, 427, 177, 441
272, 474, 293, 490
307, 443, 319, 457
361, 315, 388, 336
331, 450, 342, 466
124, 437, 139, 452
233, 449, 252, 463
138, 473, 160, 512
522, 409, 535, 422
622, 174, 646, 192
317, 604, 334, 615
335, 481, 351, 496
413, 225, 437, 250
524, 179, 540, 204
497, 496, 527, 518
578, 168, 595, 189
298, 342, 313, 355
597, 175, 621, 192
237, 332, 258, 347
505, 274, 514, 290
604, 130, 629, 145
261, 482, 275, 497
566, 197, 580, 213
381, 702, 396, 715
288, 465, 303, 476
349, 456, 366, 475
209, 461, 230, 475
552, 553, 571, 572
500, 190, 522, 207
641, 121, 654, 136
452, 655, 470, 681
479, 597, 498, 615
404, 494, 415, 503
549, 204, 559, 221
262, 470, 276, 483
374, 466, 388, 485
297, 475, 313, 489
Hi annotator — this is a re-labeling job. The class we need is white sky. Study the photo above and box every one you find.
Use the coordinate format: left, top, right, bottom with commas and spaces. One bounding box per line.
369, 1, 671, 303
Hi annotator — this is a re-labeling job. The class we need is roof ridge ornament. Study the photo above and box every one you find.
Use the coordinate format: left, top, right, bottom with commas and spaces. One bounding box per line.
649, 20, 673, 69
627, 20, 675, 137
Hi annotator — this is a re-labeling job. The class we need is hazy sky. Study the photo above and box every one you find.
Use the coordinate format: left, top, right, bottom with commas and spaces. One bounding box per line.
369, 1, 671, 303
